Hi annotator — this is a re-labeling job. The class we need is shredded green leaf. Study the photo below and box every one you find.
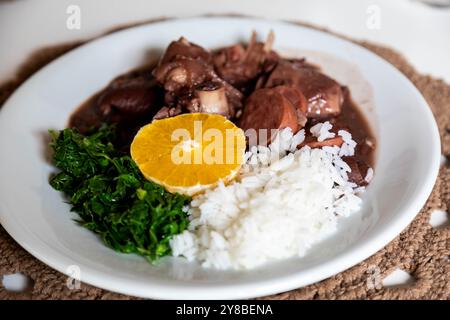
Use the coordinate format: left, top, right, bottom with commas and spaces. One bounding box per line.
49, 125, 191, 262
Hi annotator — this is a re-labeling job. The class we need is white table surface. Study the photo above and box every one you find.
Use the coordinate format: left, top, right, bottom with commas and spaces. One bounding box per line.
0, 0, 448, 293
0, 0, 450, 85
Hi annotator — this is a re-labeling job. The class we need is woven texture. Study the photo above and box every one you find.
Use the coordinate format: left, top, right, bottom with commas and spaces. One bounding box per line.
0, 20, 449, 300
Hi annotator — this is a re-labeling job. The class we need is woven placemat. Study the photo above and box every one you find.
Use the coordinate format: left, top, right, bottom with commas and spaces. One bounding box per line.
0, 18, 449, 300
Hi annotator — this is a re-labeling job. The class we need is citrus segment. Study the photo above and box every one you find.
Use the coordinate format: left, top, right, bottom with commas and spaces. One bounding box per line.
130, 113, 246, 196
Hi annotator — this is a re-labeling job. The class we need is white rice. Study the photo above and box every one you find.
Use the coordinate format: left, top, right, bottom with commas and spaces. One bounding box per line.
310, 121, 335, 141
338, 129, 357, 157
170, 123, 371, 270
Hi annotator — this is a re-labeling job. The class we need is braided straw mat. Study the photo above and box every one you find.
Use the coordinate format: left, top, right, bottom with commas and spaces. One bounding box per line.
0, 18, 448, 300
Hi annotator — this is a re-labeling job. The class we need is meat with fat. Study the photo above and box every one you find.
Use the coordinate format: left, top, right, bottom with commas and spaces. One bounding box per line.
153, 38, 244, 118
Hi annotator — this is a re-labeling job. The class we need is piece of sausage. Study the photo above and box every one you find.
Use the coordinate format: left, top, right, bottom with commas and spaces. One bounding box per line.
265, 61, 343, 119
300, 136, 344, 149
273, 86, 308, 127
273, 86, 307, 113
239, 88, 299, 145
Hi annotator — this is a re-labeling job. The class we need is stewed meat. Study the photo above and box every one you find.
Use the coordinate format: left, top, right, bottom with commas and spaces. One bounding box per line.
98, 84, 156, 116
96, 73, 162, 123
264, 61, 343, 119
213, 32, 279, 91
161, 81, 231, 116
159, 37, 212, 65
153, 38, 244, 118
153, 105, 183, 120
69, 32, 376, 170
153, 57, 214, 92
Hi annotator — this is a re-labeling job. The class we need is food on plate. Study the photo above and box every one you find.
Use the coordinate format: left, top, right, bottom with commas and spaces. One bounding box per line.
263, 60, 343, 119
239, 87, 301, 144
153, 37, 244, 119
171, 127, 367, 269
50, 32, 376, 269
213, 31, 278, 91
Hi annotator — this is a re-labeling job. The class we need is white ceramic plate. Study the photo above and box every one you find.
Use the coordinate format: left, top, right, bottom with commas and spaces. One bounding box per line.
0, 17, 441, 299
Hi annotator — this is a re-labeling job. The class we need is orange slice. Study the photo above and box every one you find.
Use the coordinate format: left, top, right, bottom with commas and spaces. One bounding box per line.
130, 113, 246, 196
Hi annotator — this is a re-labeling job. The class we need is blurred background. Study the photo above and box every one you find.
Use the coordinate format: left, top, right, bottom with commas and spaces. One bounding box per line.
0, 0, 449, 84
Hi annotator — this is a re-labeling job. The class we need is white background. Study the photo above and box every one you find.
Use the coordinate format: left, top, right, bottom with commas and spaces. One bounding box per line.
0, 0, 450, 85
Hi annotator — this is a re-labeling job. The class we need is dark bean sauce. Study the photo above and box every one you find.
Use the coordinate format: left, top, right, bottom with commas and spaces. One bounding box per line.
337, 93, 376, 167
311, 88, 376, 167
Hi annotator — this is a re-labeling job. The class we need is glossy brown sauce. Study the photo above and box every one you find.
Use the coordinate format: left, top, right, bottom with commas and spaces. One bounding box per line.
326, 89, 375, 166
69, 65, 376, 166
69, 91, 104, 133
